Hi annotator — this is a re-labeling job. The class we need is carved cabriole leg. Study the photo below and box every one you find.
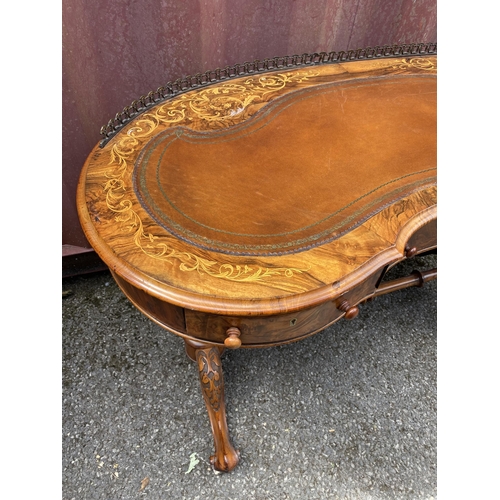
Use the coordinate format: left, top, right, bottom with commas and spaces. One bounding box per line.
184, 339, 240, 472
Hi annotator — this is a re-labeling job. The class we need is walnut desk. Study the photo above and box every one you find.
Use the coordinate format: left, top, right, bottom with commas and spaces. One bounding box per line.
77, 48, 437, 472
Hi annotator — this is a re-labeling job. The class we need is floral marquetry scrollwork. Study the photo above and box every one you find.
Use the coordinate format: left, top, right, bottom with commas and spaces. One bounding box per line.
184, 83, 258, 123
101, 69, 315, 292
395, 58, 436, 71
180, 72, 318, 126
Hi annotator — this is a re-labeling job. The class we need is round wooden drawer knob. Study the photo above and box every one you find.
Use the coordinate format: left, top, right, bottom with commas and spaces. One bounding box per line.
405, 245, 418, 258
338, 300, 359, 320
224, 327, 242, 349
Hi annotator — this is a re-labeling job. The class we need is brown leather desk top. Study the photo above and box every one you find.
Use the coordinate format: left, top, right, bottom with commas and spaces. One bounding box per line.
77, 55, 436, 315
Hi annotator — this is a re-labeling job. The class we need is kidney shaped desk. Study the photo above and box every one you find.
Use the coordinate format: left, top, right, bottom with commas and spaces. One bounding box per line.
77, 48, 437, 472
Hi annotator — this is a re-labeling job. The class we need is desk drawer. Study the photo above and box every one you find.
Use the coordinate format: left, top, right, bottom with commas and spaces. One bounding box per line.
185, 269, 384, 347
185, 300, 342, 347
405, 219, 437, 256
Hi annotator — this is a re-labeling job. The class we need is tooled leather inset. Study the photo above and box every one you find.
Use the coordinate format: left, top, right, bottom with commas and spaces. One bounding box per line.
132, 75, 436, 256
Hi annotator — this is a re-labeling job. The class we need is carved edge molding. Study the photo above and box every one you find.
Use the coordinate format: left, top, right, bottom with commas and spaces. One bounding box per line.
99, 42, 437, 146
